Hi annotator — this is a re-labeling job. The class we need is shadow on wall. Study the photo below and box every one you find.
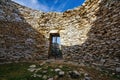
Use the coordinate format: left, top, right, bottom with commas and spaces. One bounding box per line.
0, 1, 47, 62
61, 0, 120, 72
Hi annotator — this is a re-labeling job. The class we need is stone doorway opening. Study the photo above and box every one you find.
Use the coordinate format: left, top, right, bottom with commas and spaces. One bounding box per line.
48, 33, 62, 59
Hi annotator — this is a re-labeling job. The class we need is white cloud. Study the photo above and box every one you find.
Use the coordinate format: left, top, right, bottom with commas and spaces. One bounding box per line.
12, 0, 50, 12
30, 0, 49, 11
12, 0, 25, 6
49, 0, 68, 12
56, 0, 69, 12
50, 0, 59, 11
12, 0, 84, 12
12, 0, 69, 12
31, 0, 38, 4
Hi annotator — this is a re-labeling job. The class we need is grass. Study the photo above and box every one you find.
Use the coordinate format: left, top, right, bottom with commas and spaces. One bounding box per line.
0, 62, 33, 80
0, 62, 119, 80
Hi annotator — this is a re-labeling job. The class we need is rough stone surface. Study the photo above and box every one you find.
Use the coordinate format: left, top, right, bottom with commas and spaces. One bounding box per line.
0, 0, 120, 72
116, 67, 120, 73
55, 68, 61, 72
69, 71, 80, 79
29, 65, 36, 68
48, 78, 53, 80
58, 71, 65, 77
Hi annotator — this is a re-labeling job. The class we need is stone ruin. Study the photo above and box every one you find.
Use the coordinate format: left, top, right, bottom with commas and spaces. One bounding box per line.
0, 0, 120, 72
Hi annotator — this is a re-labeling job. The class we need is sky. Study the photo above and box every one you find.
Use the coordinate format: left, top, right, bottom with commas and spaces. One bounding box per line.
12, 0, 85, 12
53, 37, 60, 44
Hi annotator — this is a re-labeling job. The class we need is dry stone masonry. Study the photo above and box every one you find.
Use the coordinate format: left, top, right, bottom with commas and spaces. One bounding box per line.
0, 0, 120, 73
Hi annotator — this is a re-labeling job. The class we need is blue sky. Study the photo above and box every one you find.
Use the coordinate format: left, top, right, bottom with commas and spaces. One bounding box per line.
53, 37, 60, 44
12, 0, 85, 12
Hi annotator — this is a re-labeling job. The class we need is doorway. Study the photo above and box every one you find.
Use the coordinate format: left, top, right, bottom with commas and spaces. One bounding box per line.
49, 33, 62, 59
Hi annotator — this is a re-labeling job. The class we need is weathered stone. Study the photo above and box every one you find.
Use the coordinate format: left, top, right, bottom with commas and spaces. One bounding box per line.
43, 70, 47, 74
54, 75, 58, 80
32, 73, 37, 77
27, 68, 35, 72
0, 0, 120, 74
85, 77, 91, 80
43, 75, 48, 79
84, 73, 89, 77
35, 68, 42, 72
55, 68, 61, 72
48, 78, 53, 80
29, 65, 36, 68
58, 71, 65, 77
116, 67, 120, 73
36, 74, 42, 78
69, 71, 80, 79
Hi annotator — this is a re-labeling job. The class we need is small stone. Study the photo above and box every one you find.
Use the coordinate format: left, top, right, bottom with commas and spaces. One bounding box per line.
55, 68, 61, 72
48, 78, 53, 80
40, 62, 46, 66
35, 68, 41, 72
100, 59, 106, 64
27, 68, 35, 72
84, 73, 91, 80
36, 74, 42, 77
69, 70, 80, 79
116, 67, 120, 73
73, 71, 80, 75
43, 70, 47, 74
50, 69, 54, 72
59, 65, 63, 68
84, 77, 91, 80
43, 75, 48, 79
84, 73, 89, 77
46, 60, 51, 63
29, 65, 36, 68
112, 72, 115, 75
25, 38, 34, 44
58, 71, 65, 77
54, 75, 58, 80
79, 62, 85, 66
32, 73, 37, 77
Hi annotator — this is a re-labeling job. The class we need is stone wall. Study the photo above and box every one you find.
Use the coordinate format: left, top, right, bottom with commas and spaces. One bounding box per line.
0, 0, 49, 61
0, 0, 120, 72
62, 0, 120, 72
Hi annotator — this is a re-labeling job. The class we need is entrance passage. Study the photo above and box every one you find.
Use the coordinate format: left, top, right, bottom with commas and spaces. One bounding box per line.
49, 33, 62, 59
